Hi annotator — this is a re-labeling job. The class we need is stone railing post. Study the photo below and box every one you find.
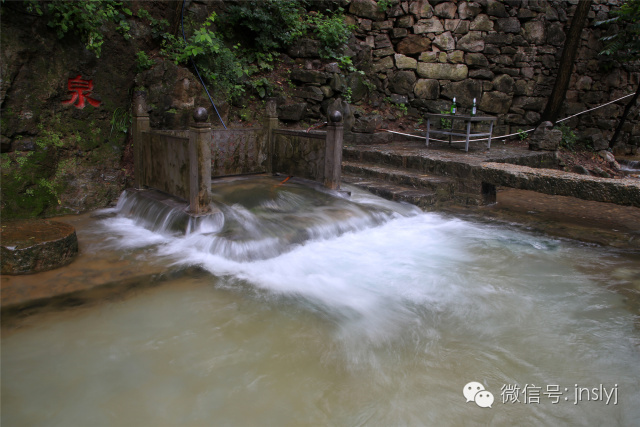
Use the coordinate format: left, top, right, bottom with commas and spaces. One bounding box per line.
265, 98, 279, 173
324, 110, 344, 190
132, 90, 149, 189
189, 107, 212, 214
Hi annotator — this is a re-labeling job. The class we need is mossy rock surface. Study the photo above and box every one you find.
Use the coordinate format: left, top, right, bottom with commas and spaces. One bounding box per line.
1, 219, 78, 275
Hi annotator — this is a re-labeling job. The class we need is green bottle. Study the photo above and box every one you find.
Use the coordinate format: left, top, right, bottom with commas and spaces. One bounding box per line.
471, 98, 477, 116
450, 97, 457, 114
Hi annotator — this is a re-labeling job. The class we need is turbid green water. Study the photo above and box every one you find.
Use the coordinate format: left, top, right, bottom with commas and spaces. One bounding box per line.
2, 178, 639, 426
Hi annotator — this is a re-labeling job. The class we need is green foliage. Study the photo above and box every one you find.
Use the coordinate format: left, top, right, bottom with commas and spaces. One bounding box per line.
135, 7, 169, 40
222, 0, 307, 53
248, 77, 275, 99
439, 110, 452, 129
395, 103, 408, 116
343, 87, 353, 103
161, 13, 247, 101
377, 0, 396, 12
25, 0, 132, 58
307, 8, 354, 59
555, 123, 577, 151
517, 128, 529, 141
135, 51, 155, 72
110, 108, 131, 138
337, 56, 356, 72
0, 129, 70, 218
596, 0, 640, 62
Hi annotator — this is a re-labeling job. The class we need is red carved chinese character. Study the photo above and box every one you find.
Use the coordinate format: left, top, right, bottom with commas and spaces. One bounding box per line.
62, 75, 101, 109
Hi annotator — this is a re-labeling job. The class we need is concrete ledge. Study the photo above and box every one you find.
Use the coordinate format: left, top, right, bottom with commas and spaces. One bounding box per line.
481, 162, 640, 207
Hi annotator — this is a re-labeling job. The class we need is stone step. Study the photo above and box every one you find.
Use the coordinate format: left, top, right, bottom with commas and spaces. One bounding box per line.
342, 160, 455, 194
342, 174, 441, 208
342, 145, 478, 179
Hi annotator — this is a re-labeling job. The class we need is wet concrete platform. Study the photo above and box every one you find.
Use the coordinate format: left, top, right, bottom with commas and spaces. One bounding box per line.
344, 140, 640, 207
0, 213, 194, 319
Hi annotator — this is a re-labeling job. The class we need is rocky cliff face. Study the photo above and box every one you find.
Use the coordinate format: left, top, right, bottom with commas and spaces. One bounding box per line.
280, 0, 638, 151
1, 0, 638, 218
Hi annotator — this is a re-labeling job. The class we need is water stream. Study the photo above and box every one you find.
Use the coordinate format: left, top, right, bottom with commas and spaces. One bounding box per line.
2, 177, 639, 426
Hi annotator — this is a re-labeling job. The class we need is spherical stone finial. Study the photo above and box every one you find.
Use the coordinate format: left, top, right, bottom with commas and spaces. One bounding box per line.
193, 107, 209, 123
329, 110, 343, 123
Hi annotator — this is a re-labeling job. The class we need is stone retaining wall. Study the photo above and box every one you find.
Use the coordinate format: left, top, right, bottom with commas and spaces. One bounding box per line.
283, 0, 639, 152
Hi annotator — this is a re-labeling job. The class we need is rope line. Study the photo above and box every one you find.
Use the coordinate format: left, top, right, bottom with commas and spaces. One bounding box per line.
380, 92, 636, 144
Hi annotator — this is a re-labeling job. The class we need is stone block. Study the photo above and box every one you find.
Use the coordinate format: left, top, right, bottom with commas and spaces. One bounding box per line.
349, 0, 384, 20
492, 74, 515, 94
447, 50, 465, 63
294, 86, 324, 102
375, 34, 392, 49
391, 28, 409, 38
290, 69, 329, 84
469, 69, 494, 80
470, 14, 494, 31
485, 33, 513, 46
417, 63, 468, 81
419, 51, 439, 63
479, 91, 513, 114
433, 31, 456, 51
373, 47, 396, 57
372, 56, 395, 73
496, 17, 521, 34
523, 21, 546, 44
330, 73, 348, 92
458, 1, 482, 20
347, 73, 370, 102
465, 52, 489, 68
397, 15, 415, 28
352, 114, 383, 133
373, 20, 394, 30
441, 78, 483, 106
452, 20, 470, 34
457, 32, 485, 52
591, 135, 611, 151
395, 54, 418, 69
409, 0, 432, 18
396, 35, 431, 55
518, 9, 537, 20
546, 22, 566, 46
414, 17, 444, 34
278, 103, 307, 121
487, 0, 508, 18
389, 70, 417, 95
434, 2, 457, 19
414, 79, 440, 99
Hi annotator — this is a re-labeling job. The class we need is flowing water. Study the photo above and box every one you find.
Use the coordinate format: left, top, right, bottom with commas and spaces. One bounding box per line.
2, 177, 640, 426
619, 159, 640, 180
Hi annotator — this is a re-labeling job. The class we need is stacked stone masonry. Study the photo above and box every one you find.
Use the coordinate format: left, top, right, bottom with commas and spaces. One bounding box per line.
282, 0, 639, 151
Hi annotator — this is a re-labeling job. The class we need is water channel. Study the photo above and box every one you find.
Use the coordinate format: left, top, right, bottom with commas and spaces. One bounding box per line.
2, 177, 640, 426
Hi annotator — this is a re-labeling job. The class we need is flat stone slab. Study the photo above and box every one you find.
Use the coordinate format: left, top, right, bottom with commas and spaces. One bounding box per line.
1, 219, 78, 275
481, 162, 640, 207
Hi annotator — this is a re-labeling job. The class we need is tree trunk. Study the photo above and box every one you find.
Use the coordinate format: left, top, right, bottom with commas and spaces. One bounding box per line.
540, 1, 592, 124
609, 84, 640, 149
